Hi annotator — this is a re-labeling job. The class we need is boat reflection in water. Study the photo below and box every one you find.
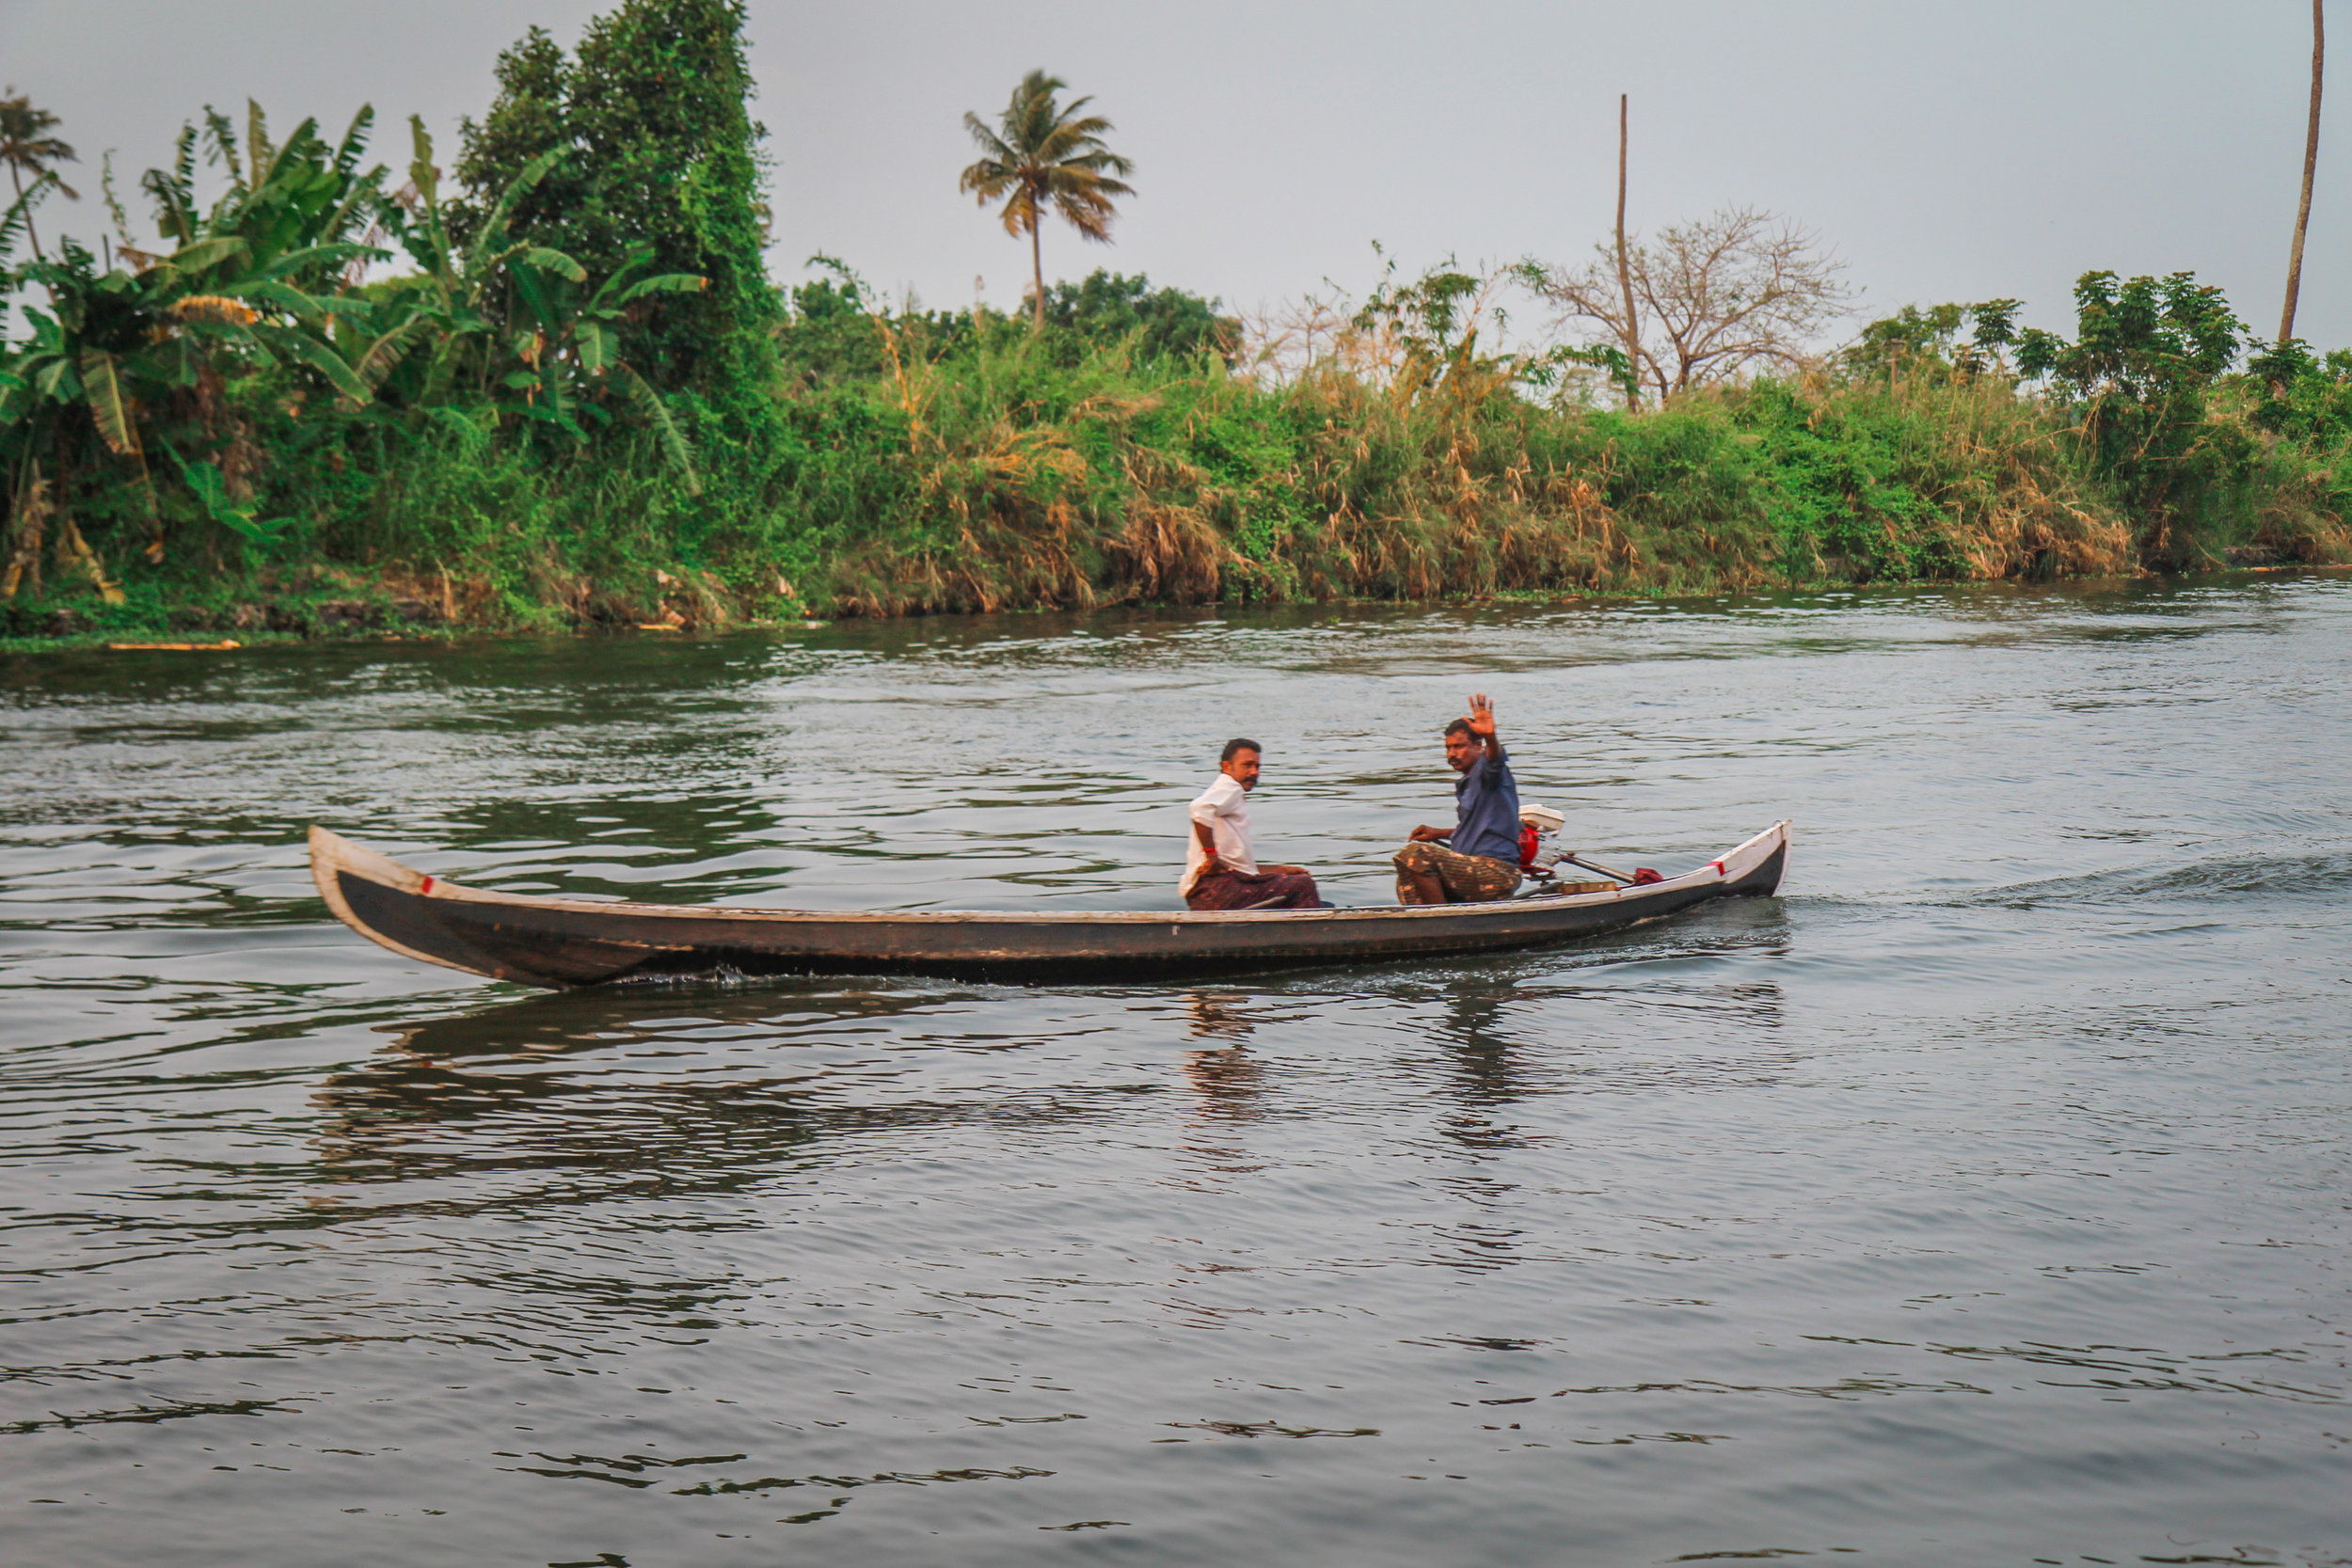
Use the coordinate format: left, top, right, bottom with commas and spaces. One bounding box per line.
373, 978, 944, 1058
304, 982, 1113, 1210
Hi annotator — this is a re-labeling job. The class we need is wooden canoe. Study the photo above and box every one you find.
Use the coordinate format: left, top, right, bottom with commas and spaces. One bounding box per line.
309, 820, 1790, 990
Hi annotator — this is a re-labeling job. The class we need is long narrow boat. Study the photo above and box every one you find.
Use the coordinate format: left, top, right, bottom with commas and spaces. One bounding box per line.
310, 820, 1789, 990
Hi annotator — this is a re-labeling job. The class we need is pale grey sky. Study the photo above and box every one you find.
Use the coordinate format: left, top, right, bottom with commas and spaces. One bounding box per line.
5, 0, 2344, 347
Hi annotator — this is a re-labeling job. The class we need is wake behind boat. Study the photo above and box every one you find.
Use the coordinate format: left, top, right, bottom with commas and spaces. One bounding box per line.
308, 820, 1790, 989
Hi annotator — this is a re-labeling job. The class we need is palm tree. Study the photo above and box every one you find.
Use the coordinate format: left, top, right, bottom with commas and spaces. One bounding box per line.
0, 89, 79, 262
959, 71, 1135, 329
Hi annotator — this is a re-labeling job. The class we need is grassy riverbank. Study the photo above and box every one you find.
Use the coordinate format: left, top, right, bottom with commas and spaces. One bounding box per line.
8, 312, 2347, 649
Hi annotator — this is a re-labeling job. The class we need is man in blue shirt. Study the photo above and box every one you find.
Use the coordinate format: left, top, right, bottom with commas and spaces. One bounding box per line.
1392, 692, 1524, 905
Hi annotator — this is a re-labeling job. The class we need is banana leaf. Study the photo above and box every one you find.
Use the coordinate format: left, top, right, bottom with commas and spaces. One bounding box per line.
79, 350, 140, 456
612, 363, 700, 496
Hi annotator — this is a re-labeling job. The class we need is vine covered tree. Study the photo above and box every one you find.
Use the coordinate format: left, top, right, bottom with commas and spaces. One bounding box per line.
455, 0, 776, 394
959, 71, 1135, 329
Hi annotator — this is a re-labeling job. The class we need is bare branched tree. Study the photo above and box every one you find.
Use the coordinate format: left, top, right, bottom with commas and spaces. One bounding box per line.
1534, 207, 1853, 403
1234, 287, 1358, 388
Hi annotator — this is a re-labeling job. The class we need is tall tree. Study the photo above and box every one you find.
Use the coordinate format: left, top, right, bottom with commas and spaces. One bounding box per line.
2280, 0, 2326, 342
959, 71, 1136, 329
0, 90, 79, 262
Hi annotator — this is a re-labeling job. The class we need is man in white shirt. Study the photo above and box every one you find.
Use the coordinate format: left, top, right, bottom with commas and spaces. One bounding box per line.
1181, 738, 1325, 911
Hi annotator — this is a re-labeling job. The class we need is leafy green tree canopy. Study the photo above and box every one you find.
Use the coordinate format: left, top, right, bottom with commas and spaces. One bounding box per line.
1844, 298, 2022, 382
2015, 271, 2240, 402
2014, 270, 2253, 562
2244, 336, 2352, 446
1041, 271, 1236, 361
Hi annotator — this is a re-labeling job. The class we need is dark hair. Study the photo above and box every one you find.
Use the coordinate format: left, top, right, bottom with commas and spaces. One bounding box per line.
1443, 719, 1474, 739
1220, 737, 1263, 763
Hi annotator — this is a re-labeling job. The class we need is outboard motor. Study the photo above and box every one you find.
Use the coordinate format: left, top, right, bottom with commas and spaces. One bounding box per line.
1518, 803, 1567, 874
1518, 803, 1663, 890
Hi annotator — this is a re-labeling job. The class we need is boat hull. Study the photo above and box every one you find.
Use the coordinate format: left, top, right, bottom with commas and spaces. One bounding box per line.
310, 821, 1789, 990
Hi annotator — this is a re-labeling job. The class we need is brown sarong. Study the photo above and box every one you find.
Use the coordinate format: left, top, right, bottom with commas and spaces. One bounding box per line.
1186, 866, 1323, 911
1392, 842, 1522, 905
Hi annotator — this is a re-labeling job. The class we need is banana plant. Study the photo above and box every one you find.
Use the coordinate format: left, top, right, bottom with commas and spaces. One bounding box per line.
504, 245, 708, 490
365, 118, 707, 488
0, 295, 130, 599
5, 102, 716, 600
3, 218, 378, 591
365, 119, 578, 407
8, 231, 380, 436
4, 102, 410, 593
140, 102, 387, 288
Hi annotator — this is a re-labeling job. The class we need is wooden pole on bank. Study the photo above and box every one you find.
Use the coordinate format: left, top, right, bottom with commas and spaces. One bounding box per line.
2281, 0, 2326, 342
1616, 93, 1641, 410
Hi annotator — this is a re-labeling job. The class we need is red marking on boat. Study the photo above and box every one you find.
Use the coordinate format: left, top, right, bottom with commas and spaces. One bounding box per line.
420, 876, 435, 895
1710, 860, 1725, 875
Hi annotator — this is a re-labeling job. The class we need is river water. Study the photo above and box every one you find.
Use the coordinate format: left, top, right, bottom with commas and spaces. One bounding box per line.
2, 578, 2346, 1567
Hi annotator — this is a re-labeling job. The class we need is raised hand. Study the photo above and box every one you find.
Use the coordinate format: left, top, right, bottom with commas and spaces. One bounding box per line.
1465, 691, 1497, 739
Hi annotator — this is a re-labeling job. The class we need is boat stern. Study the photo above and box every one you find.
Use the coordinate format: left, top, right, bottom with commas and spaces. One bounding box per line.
1714, 819, 1790, 896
